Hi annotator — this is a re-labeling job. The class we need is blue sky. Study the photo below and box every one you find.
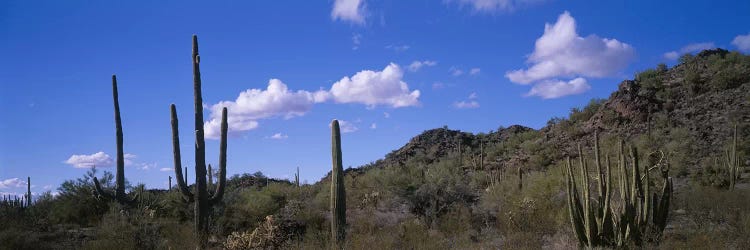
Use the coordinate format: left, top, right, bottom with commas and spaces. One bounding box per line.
2, 0, 749, 196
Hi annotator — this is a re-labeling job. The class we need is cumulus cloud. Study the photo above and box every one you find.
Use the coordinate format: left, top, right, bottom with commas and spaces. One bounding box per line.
408, 60, 437, 72
331, 0, 366, 25
204, 79, 329, 139
159, 168, 172, 172
269, 133, 289, 140
64, 152, 113, 168
732, 33, 750, 52
524, 77, 590, 99
505, 11, 635, 85
330, 63, 420, 108
330, 120, 359, 133
469, 68, 481, 75
0, 178, 25, 189
663, 42, 716, 60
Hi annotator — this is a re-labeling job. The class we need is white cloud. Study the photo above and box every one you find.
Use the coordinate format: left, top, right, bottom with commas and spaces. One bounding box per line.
505, 11, 635, 85
663, 42, 716, 60
448, 0, 546, 13
453, 92, 480, 109
663, 51, 679, 61
408, 60, 437, 72
469, 68, 481, 75
159, 168, 172, 172
269, 133, 289, 140
352, 33, 362, 50
732, 33, 750, 52
450, 66, 464, 76
43, 185, 52, 190
454, 101, 480, 109
124, 153, 137, 166
204, 79, 329, 139
385, 44, 410, 52
370, 123, 377, 129
331, 0, 366, 25
524, 77, 590, 99
330, 63, 420, 108
0, 178, 25, 189
64, 152, 113, 168
330, 120, 359, 133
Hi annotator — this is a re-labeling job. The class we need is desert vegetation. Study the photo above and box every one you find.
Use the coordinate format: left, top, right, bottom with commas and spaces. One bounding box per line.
1, 37, 748, 250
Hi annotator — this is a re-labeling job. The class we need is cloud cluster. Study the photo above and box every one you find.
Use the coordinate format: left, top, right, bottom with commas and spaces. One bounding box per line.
204, 63, 420, 139
732, 32, 750, 52
663, 42, 715, 60
0, 178, 26, 189
506, 11, 634, 99
64, 152, 113, 168
331, 0, 366, 25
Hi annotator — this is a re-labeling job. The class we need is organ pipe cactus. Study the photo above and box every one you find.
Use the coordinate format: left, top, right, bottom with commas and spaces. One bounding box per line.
93, 75, 138, 206
330, 120, 347, 249
171, 35, 228, 248
565, 132, 672, 247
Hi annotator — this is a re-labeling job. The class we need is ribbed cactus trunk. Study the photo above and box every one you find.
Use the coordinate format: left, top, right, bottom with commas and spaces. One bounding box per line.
295, 166, 300, 187
172, 35, 228, 249
208, 164, 213, 189
330, 120, 347, 249
93, 75, 138, 206
168, 176, 172, 190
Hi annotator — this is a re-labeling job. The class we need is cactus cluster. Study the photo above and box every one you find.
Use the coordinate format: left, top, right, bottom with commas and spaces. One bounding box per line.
330, 120, 347, 249
171, 35, 228, 248
565, 132, 672, 247
93, 75, 138, 206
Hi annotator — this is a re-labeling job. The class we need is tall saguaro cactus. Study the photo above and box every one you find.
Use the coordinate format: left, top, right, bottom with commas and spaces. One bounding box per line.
565, 133, 672, 247
330, 120, 347, 249
26, 177, 31, 207
727, 124, 741, 190
93, 75, 138, 206
172, 35, 228, 248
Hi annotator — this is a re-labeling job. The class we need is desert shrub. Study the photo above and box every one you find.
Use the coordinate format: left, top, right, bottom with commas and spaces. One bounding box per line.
50, 168, 114, 226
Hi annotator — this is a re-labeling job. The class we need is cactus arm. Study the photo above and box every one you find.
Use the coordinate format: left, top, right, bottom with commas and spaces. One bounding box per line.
171, 104, 194, 202
566, 156, 587, 245
210, 107, 228, 206
92, 177, 115, 200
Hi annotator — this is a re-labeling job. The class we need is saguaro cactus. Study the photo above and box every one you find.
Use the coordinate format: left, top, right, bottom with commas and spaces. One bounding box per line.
26, 177, 31, 207
330, 120, 347, 249
208, 164, 213, 189
172, 35, 228, 248
93, 75, 138, 206
295, 166, 300, 187
565, 133, 672, 247
727, 124, 741, 190
168, 176, 172, 190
